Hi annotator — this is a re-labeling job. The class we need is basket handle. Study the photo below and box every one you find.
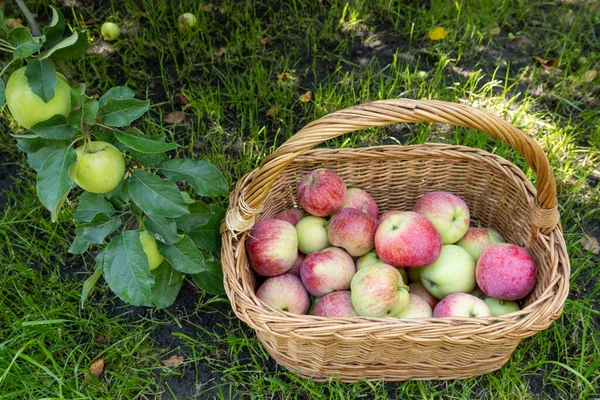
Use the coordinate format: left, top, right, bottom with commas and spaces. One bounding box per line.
225, 99, 559, 234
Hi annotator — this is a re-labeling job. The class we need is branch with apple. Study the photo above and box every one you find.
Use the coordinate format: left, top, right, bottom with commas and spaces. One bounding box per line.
1, 5, 227, 308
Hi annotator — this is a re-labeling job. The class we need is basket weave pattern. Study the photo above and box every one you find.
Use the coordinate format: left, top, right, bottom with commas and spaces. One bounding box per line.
221, 100, 569, 382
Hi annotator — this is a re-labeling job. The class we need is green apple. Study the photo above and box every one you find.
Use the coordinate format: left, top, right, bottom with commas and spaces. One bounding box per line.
5, 67, 71, 129
72, 141, 125, 193
355, 250, 381, 270
407, 266, 424, 283
178, 13, 198, 31
483, 297, 520, 316
421, 245, 476, 299
140, 230, 164, 270
101, 22, 120, 41
295, 215, 330, 254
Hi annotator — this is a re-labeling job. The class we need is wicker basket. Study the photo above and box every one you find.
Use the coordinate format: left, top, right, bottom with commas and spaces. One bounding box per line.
221, 99, 570, 382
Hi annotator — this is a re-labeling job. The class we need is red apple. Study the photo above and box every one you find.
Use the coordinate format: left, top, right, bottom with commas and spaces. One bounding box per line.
457, 227, 505, 260
397, 293, 433, 318
245, 219, 298, 276
408, 282, 439, 310
287, 252, 305, 276
297, 168, 346, 217
350, 262, 409, 317
433, 293, 491, 318
476, 243, 536, 300
313, 291, 357, 317
274, 208, 306, 226
328, 208, 377, 257
413, 191, 470, 244
343, 188, 379, 220
256, 274, 310, 314
300, 247, 355, 297
375, 211, 442, 268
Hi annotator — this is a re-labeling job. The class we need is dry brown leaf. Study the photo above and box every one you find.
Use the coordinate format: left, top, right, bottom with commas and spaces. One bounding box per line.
266, 106, 277, 117
84, 358, 104, 381
164, 111, 185, 124
5, 18, 23, 29
202, 4, 213, 12
490, 27, 501, 36
214, 47, 226, 57
299, 91, 312, 102
95, 335, 107, 344
532, 56, 557, 70
175, 92, 189, 105
260, 36, 272, 45
277, 72, 296, 81
582, 234, 599, 254
161, 355, 184, 367
584, 70, 598, 83
310, 27, 317, 36
218, 4, 231, 13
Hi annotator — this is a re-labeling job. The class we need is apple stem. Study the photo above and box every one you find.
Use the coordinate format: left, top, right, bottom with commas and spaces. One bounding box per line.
14, 0, 43, 37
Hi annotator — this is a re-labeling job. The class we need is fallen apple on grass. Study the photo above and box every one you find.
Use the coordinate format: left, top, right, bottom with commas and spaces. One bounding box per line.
351, 263, 409, 317
297, 168, 346, 217
433, 292, 491, 318
245, 219, 298, 276
413, 191, 470, 244
256, 274, 310, 314
300, 247, 355, 297
178, 13, 198, 31
101, 22, 121, 41
420, 245, 476, 299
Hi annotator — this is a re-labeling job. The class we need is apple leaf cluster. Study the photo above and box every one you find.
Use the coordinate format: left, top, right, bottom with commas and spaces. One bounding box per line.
1, 6, 227, 308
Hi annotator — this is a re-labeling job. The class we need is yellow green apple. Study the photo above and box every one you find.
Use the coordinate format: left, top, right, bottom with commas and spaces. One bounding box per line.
72, 141, 125, 193
140, 230, 164, 270
5, 67, 71, 129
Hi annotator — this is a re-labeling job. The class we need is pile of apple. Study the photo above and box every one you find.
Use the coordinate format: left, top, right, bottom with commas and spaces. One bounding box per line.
246, 168, 537, 319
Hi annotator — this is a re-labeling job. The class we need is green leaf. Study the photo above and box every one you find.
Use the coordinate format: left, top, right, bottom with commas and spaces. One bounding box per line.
39, 28, 88, 61
25, 58, 57, 103
99, 86, 135, 107
128, 170, 190, 218
30, 115, 77, 140
157, 236, 205, 274
81, 267, 102, 308
68, 233, 91, 254
16, 137, 70, 172
144, 215, 182, 245
158, 159, 228, 197
0, 10, 9, 35
99, 98, 150, 127
150, 262, 184, 309
98, 231, 155, 307
68, 84, 99, 126
187, 204, 225, 253
74, 192, 116, 223
7, 27, 43, 59
175, 200, 213, 233
0, 79, 5, 108
192, 256, 225, 295
76, 214, 121, 244
113, 130, 179, 153
42, 6, 66, 49
36, 147, 77, 222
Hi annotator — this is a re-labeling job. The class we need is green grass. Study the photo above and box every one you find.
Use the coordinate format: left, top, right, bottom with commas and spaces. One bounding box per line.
1, 0, 599, 398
